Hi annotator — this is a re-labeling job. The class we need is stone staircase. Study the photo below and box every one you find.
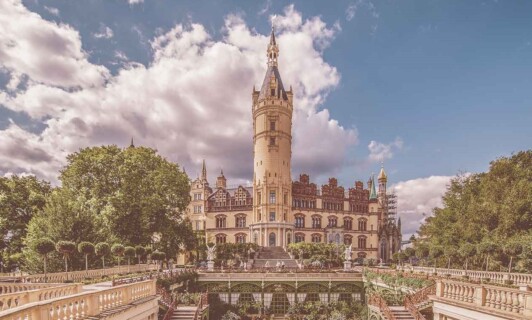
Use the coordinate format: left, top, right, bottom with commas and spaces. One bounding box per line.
170, 306, 197, 320
253, 247, 299, 269
388, 306, 415, 320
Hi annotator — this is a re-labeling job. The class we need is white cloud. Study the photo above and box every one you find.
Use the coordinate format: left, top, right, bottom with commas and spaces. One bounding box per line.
127, 0, 144, 4
44, 6, 59, 16
0, 2, 356, 186
0, 0, 109, 88
391, 175, 453, 238
368, 137, 403, 162
346, 3, 358, 21
93, 25, 114, 39
259, 0, 272, 16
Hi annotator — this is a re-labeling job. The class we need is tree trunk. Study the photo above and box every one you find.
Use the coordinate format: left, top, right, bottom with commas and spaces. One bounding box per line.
447, 257, 451, 269
128, 257, 131, 273
85, 254, 88, 272
117, 257, 121, 274
44, 255, 48, 283
465, 258, 468, 271
138, 255, 140, 265
508, 256, 513, 273
102, 256, 105, 269
486, 255, 489, 272
64, 255, 69, 281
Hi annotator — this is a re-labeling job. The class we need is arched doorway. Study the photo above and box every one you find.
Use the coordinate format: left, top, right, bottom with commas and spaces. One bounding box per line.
287, 232, 291, 245
269, 232, 276, 246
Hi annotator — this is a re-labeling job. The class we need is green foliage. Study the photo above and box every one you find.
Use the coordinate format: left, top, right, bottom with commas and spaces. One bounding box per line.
34, 238, 55, 256
56, 241, 76, 255
124, 246, 135, 258
78, 242, 95, 255
152, 251, 165, 261
415, 150, 532, 272
111, 244, 125, 256
95, 242, 111, 256
287, 242, 346, 266
23, 188, 112, 272
0, 175, 51, 270
59, 145, 190, 246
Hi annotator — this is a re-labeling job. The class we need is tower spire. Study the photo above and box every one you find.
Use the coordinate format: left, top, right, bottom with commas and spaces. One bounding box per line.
201, 159, 207, 182
267, 26, 279, 67
129, 137, 135, 148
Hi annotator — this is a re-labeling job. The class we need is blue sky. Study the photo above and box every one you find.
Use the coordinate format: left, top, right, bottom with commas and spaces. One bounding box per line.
1, 0, 531, 236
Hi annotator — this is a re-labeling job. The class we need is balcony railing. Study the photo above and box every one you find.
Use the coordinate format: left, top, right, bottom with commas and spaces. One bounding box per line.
0, 279, 156, 320
0, 283, 82, 312
0, 264, 157, 283
432, 279, 532, 318
406, 266, 532, 286
368, 294, 396, 320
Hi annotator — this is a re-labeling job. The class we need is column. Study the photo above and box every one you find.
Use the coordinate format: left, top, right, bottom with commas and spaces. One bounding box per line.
278, 226, 281, 247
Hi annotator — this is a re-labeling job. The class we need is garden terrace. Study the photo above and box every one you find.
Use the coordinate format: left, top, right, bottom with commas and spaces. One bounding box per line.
402, 266, 532, 286
0, 283, 82, 312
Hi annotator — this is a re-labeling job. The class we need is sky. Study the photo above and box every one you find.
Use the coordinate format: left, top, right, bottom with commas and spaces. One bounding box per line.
1, 0, 531, 238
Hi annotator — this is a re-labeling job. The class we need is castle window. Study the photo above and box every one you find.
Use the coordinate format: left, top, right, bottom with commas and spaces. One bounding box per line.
295, 233, 305, 243
328, 217, 337, 228
236, 215, 246, 228
216, 215, 226, 228
216, 234, 227, 244
311, 234, 322, 243
344, 218, 352, 230
358, 219, 367, 231
269, 211, 276, 221
344, 235, 353, 245
257, 191, 262, 204
312, 216, 322, 229
284, 193, 288, 205
269, 191, 276, 204
270, 121, 276, 131
235, 234, 246, 243
271, 89, 275, 96
295, 215, 305, 228
193, 205, 202, 213
193, 193, 202, 200
358, 236, 367, 249
270, 137, 276, 146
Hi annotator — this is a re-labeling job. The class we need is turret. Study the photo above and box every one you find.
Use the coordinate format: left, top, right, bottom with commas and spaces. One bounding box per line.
216, 169, 227, 189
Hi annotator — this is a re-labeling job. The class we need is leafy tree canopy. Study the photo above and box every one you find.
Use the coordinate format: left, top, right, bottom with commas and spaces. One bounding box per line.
416, 151, 531, 272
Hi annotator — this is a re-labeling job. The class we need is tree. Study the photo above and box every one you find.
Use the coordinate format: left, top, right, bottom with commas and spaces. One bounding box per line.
33, 238, 55, 282
414, 151, 532, 271
504, 239, 523, 273
145, 247, 153, 264
478, 241, 498, 272
443, 247, 458, 269
151, 251, 165, 270
23, 188, 110, 273
95, 242, 110, 269
458, 243, 476, 271
135, 246, 146, 264
124, 246, 136, 268
56, 241, 76, 276
111, 244, 125, 272
78, 242, 95, 272
0, 175, 51, 269
59, 145, 190, 246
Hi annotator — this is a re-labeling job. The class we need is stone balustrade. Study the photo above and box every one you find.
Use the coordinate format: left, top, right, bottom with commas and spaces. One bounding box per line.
432, 279, 532, 319
0, 283, 82, 311
0, 264, 157, 283
0, 279, 156, 320
406, 266, 532, 285
199, 271, 363, 281
0, 283, 64, 294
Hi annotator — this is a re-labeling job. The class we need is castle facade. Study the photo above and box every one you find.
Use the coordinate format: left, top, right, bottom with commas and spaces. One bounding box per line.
187, 29, 401, 262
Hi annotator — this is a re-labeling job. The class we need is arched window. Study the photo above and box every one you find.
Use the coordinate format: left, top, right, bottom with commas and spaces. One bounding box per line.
358, 236, 367, 249
216, 215, 227, 228
311, 234, 322, 243
312, 215, 322, 229
344, 218, 352, 230
327, 216, 337, 228
235, 215, 246, 228
235, 233, 246, 243
295, 214, 305, 228
344, 235, 352, 245
358, 218, 367, 231
216, 234, 227, 244
295, 233, 305, 243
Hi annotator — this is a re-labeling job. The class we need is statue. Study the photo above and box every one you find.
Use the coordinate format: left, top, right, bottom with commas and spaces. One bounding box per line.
207, 244, 216, 261
344, 245, 352, 261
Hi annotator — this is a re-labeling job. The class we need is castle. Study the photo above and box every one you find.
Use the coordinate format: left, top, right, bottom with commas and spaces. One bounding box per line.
186, 29, 401, 263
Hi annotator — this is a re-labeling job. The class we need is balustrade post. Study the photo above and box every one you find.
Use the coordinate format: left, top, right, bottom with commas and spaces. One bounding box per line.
474, 285, 485, 307
86, 291, 100, 316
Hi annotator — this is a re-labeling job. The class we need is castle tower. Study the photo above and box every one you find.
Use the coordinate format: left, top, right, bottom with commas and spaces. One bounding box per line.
249, 27, 294, 247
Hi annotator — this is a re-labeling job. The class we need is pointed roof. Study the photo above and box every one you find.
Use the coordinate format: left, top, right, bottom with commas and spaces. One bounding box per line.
201, 159, 207, 181
129, 137, 135, 148
369, 175, 377, 200
258, 27, 288, 101
378, 165, 387, 181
